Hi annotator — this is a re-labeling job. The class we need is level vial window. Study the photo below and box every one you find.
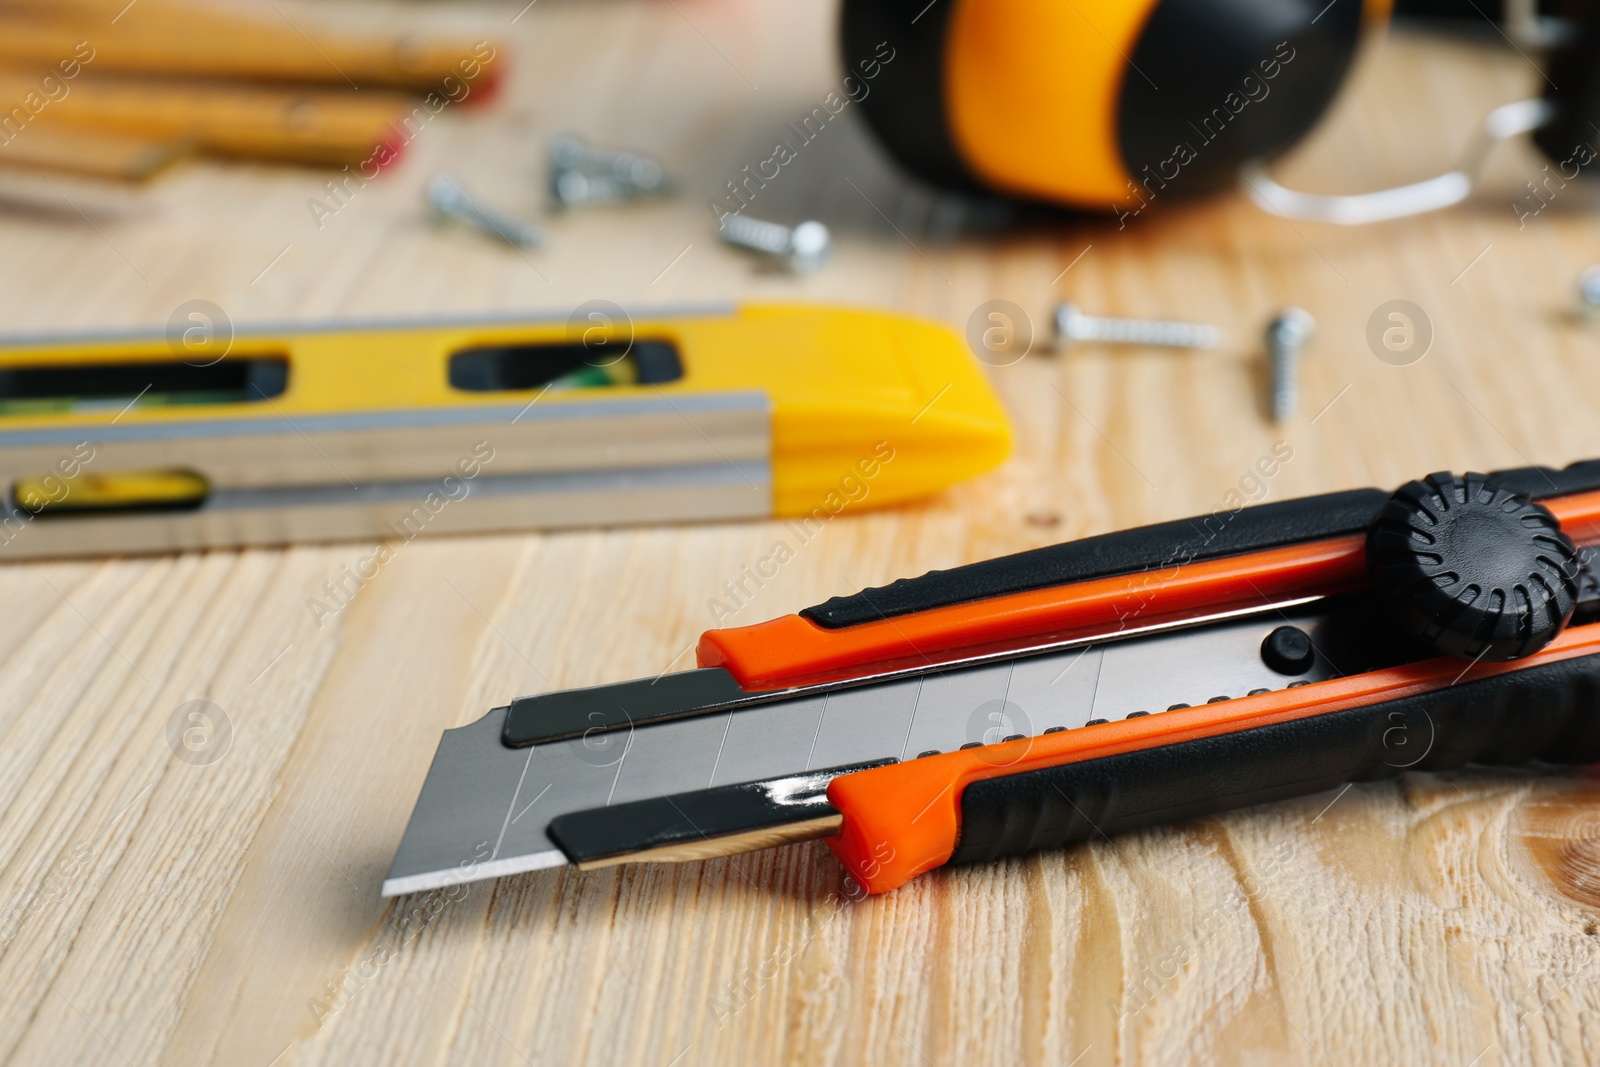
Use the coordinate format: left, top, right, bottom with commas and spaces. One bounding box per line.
14, 468, 210, 518
0, 356, 289, 415
448, 340, 683, 392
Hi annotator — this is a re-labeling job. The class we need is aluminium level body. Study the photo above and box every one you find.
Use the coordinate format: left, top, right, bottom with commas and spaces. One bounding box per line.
0, 304, 1011, 559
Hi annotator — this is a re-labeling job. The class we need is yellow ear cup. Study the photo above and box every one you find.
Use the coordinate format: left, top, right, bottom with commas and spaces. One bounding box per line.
945, 0, 1156, 206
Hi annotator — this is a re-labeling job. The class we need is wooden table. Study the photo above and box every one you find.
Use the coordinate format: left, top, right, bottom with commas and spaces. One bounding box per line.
2, 3, 1599, 1064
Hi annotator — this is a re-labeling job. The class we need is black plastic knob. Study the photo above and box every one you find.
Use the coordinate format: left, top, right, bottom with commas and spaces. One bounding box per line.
1367, 472, 1579, 661
1260, 626, 1315, 675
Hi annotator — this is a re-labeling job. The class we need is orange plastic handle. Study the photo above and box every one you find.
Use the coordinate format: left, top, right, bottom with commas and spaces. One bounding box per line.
699, 488, 1600, 692
815, 487, 1600, 893
696, 536, 1369, 690
824, 621, 1600, 893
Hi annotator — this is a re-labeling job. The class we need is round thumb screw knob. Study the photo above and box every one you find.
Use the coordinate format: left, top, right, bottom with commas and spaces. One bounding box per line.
1367, 472, 1579, 661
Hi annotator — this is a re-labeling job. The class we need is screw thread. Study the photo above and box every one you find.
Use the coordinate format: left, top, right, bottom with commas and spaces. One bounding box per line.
720, 214, 792, 255
1265, 309, 1312, 422
1270, 342, 1298, 421
549, 136, 667, 196
1581, 266, 1600, 310
458, 202, 542, 248
1057, 305, 1220, 349
1079, 316, 1220, 348
427, 175, 541, 248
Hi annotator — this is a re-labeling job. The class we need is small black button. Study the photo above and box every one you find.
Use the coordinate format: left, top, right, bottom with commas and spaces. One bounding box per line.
1261, 625, 1315, 675
1085, 718, 1109, 726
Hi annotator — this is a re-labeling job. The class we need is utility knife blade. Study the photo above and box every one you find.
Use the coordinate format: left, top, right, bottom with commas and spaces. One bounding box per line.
384, 461, 1600, 897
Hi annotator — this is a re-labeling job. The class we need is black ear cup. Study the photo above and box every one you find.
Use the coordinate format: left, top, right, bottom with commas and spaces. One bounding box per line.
1115, 0, 1366, 200
838, 0, 983, 193
1534, 1, 1600, 175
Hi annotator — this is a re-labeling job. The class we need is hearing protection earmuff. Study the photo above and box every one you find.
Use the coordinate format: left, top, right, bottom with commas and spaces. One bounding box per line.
842, 0, 1599, 224
841, 0, 1392, 214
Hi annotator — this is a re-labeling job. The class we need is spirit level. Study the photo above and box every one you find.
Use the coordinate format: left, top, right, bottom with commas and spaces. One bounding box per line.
0, 304, 1011, 559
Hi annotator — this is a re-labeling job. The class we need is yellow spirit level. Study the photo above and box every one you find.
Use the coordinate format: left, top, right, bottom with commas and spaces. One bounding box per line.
0, 303, 1011, 559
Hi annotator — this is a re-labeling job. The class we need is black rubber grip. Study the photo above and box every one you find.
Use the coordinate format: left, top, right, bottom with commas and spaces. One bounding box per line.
948, 651, 1600, 867
1484, 458, 1600, 500
800, 460, 1600, 631
801, 489, 1386, 629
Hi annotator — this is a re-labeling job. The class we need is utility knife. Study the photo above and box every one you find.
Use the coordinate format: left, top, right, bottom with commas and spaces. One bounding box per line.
383, 461, 1600, 897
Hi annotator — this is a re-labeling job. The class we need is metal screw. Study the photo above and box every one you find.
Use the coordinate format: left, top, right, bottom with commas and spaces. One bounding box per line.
1580, 265, 1600, 311
1052, 302, 1221, 351
547, 134, 672, 209
426, 173, 542, 249
718, 215, 830, 274
1265, 307, 1315, 422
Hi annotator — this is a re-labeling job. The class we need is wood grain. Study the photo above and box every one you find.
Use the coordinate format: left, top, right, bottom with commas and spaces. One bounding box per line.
0, 3, 1598, 1066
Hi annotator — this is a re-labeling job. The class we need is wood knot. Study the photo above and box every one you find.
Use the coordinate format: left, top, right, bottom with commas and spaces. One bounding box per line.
1513, 779, 1600, 913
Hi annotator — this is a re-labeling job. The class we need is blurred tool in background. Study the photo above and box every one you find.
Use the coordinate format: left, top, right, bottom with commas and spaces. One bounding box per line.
1249, 0, 1600, 224
0, 0, 501, 180
1050, 301, 1220, 352
0, 305, 1012, 557
842, 0, 1600, 225
1394, 0, 1571, 45
427, 172, 544, 249
718, 216, 831, 274
841, 0, 1387, 213
546, 134, 674, 211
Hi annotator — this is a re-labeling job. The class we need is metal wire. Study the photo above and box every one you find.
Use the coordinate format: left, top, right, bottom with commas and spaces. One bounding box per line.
1242, 98, 1556, 226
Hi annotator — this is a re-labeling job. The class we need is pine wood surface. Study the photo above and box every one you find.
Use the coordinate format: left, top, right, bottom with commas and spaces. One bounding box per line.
0, 3, 1598, 1065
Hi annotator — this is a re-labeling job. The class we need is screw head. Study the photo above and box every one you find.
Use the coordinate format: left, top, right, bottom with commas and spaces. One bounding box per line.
1260, 626, 1316, 675
425, 172, 466, 214
548, 134, 585, 167
550, 168, 596, 207
1266, 306, 1315, 350
1580, 266, 1600, 310
1053, 301, 1082, 345
788, 221, 830, 273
